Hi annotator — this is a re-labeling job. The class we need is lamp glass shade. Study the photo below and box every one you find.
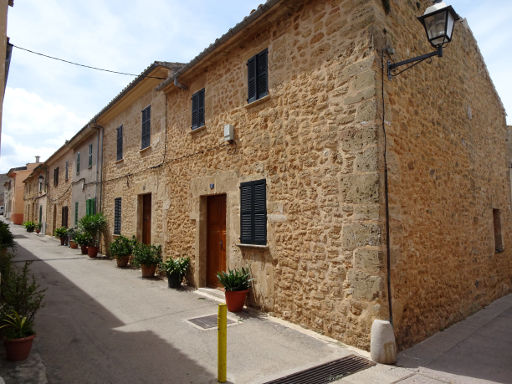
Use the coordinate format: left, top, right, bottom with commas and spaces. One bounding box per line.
418, 3, 459, 48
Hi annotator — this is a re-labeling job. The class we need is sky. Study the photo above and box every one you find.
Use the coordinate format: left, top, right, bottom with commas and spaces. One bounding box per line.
0, 0, 511, 173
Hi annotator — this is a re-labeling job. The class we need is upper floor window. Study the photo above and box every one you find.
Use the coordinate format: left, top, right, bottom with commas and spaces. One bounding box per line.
116, 125, 123, 161
191, 88, 205, 129
141, 106, 151, 149
114, 197, 122, 235
53, 167, 59, 187
65, 161, 69, 181
88, 143, 93, 168
76, 152, 80, 175
240, 179, 267, 245
247, 48, 268, 103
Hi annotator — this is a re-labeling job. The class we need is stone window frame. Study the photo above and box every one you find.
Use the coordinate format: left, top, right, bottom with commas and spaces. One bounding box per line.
240, 179, 267, 245
191, 88, 205, 130
247, 48, 268, 103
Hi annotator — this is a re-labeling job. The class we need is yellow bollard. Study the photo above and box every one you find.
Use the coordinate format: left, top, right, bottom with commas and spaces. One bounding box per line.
218, 303, 227, 383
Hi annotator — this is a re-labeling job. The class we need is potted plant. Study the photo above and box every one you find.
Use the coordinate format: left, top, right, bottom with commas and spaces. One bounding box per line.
35, 223, 42, 234
67, 228, 78, 249
74, 231, 91, 255
79, 213, 107, 258
132, 242, 162, 278
54, 227, 68, 245
0, 261, 45, 361
23, 221, 35, 233
110, 235, 133, 268
160, 256, 190, 288
217, 267, 252, 312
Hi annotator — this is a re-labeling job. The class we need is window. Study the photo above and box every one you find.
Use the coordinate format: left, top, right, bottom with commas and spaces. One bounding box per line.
493, 209, 504, 252
141, 105, 151, 149
53, 167, 59, 187
88, 143, 93, 168
38, 178, 43, 193
191, 88, 205, 129
114, 198, 122, 235
240, 179, 267, 245
247, 48, 268, 103
76, 152, 80, 175
65, 161, 69, 181
86, 198, 96, 216
116, 125, 123, 161
74, 201, 79, 226
62, 206, 68, 228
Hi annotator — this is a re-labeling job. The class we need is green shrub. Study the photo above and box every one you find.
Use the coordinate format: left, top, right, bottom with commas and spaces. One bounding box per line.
23, 221, 35, 232
0, 222, 14, 250
109, 235, 133, 259
74, 231, 93, 247
217, 267, 252, 292
54, 227, 68, 238
160, 257, 190, 278
132, 242, 162, 267
79, 213, 107, 246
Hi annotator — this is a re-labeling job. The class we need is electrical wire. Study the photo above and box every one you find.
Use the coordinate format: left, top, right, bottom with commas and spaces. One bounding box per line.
11, 43, 167, 80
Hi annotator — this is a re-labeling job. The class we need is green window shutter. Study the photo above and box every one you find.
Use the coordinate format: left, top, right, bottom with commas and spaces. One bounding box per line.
240, 179, 267, 245
85, 199, 89, 216
92, 198, 96, 215
247, 56, 256, 103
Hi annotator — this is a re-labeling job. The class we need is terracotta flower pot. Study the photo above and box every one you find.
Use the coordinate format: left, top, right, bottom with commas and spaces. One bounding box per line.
141, 264, 156, 278
88, 246, 98, 258
116, 255, 129, 268
69, 240, 78, 249
80, 245, 88, 255
224, 289, 248, 312
4, 334, 35, 361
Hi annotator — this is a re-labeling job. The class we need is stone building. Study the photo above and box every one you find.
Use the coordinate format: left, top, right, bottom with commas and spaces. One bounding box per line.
23, 164, 47, 232
46, 144, 74, 234
154, 0, 512, 351
69, 125, 102, 229
0, 172, 9, 208
99, 62, 183, 251
6, 158, 40, 224
0, 0, 13, 149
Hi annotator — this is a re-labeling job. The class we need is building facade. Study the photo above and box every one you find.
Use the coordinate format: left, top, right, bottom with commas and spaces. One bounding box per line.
23, 164, 47, 233
6, 159, 40, 224
100, 62, 182, 252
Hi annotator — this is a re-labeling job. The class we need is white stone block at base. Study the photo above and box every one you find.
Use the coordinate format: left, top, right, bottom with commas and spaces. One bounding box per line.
370, 319, 397, 364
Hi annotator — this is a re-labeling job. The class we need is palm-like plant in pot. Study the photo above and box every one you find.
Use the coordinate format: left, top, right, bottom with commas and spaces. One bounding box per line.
74, 231, 92, 255
79, 213, 107, 258
54, 226, 68, 246
217, 267, 252, 312
110, 235, 133, 268
160, 257, 190, 288
132, 242, 162, 278
0, 262, 45, 361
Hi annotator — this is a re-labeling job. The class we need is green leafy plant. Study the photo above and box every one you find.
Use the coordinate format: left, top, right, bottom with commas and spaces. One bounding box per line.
109, 235, 133, 259
54, 227, 68, 238
23, 221, 36, 232
132, 243, 162, 267
0, 309, 34, 339
79, 213, 107, 246
0, 222, 15, 250
1, 262, 45, 326
217, 267, 252, 291
160, 257, 190, 278
73, 231, 92, 247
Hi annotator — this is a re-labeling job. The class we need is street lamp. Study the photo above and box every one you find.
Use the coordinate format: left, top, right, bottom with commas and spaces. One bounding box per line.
387, 1, 460, 80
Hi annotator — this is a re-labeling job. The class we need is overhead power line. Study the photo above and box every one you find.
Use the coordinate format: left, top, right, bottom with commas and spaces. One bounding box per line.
10, 43, 167, 80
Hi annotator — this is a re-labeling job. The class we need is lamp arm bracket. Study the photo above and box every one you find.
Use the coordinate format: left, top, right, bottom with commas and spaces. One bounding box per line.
387, 46, 442, 80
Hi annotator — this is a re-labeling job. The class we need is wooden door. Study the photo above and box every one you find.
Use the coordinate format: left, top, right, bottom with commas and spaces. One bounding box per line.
206, 195, 226, 287
142, 194, 151, 245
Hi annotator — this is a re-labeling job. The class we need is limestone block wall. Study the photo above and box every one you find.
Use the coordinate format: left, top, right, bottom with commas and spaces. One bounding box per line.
374, 0, 512, 348
46, 152, 74, 234
101, 86, 168, 252
163, 0, 387, 349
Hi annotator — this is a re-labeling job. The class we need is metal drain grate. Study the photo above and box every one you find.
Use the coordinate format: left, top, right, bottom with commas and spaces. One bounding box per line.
263, 354, 375, 384
187, 314, 235, 330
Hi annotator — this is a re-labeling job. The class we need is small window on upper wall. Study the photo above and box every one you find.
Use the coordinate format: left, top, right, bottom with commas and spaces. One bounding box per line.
141, 106, 151, 149
191, 88, 205, 129
65, 161, 69, 181
240, 179, 267, 245
53, 167, 59, 186
76, 152, 81, 175
116, 125, 123, 161
247, 48, 268, 103
88, 143, 93, 168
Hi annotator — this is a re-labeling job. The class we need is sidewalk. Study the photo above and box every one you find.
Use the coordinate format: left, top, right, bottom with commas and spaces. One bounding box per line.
1, 220, 511, 383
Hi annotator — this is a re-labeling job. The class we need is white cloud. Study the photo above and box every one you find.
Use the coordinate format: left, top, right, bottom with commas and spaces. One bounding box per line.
0, 87, 87, 172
